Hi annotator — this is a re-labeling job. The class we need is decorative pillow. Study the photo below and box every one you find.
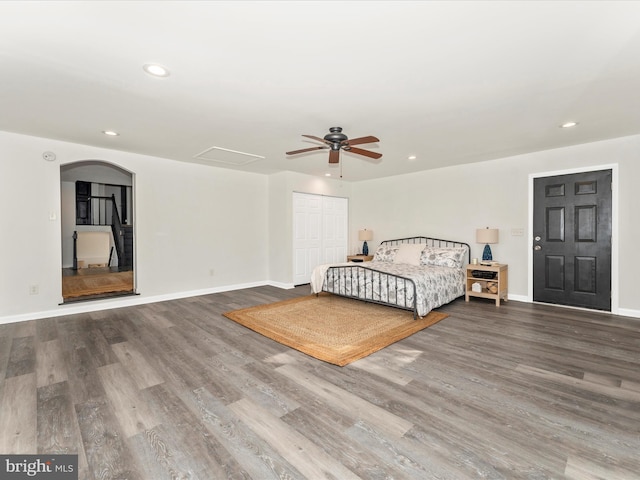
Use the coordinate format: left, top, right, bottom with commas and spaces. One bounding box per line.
420, 247, 467, 268
373, 245, 399, 262
393, 243, 425, 266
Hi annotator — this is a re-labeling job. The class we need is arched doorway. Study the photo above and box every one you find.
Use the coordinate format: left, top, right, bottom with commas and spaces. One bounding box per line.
60, 160, 136, 302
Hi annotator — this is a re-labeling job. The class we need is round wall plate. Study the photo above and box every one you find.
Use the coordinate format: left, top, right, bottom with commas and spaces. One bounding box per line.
43, 151, 57, 162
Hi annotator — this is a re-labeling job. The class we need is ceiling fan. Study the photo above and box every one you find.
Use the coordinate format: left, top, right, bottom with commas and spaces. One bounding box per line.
286, 127, 382, 164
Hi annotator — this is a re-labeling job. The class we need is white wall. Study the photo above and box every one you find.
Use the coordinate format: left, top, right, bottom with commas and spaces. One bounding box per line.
351, 134, 640, 315
0, 130, 268, 321
0, 133, 63, 318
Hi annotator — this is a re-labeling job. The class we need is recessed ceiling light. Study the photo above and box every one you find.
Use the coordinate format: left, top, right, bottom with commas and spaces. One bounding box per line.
143, 63, 170, 77
408, 155, 417, 160
560, 121, 578, 128
325, 173, 331, 177
102, 130, 120, 136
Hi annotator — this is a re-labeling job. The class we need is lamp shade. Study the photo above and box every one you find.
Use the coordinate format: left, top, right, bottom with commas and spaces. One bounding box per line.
476, 228, 499, 244
358, 229, 373, 241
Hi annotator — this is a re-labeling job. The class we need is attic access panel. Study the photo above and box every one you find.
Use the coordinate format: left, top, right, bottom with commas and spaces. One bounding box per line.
194, 146, 265, 166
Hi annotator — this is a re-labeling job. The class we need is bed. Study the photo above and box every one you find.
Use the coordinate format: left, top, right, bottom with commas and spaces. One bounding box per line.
310, 236, 470, 318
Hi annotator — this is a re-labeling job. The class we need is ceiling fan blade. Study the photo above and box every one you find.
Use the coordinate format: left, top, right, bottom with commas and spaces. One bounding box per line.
347, 147, 382, 159
302, 134, 330, 144
328, 149, 340, 164
344, 135, 380, 146
286, 146, 327, 155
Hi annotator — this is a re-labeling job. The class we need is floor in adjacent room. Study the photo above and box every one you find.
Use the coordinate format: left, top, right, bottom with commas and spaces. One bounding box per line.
61, 266, 135, 303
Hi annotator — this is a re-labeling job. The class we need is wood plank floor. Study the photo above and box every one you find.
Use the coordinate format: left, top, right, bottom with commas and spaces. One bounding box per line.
62, 267, 135, 303
1, 285, 639, 479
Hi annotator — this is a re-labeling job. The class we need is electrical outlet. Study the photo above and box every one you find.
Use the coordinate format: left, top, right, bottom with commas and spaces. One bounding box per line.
511, 228, 524, 236
29, 285, 39, 295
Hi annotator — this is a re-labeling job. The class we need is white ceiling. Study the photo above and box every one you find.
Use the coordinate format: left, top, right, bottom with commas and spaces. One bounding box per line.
2, 1, 640, 181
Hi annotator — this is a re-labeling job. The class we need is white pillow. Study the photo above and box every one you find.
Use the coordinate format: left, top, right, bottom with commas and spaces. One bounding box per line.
392, 243, 425, 266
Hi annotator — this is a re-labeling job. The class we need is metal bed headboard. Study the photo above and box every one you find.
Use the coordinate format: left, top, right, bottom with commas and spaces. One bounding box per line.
378, 236, 471, 264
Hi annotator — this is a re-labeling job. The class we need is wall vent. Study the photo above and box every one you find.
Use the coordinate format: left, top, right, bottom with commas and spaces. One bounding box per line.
194, 146, 265, 166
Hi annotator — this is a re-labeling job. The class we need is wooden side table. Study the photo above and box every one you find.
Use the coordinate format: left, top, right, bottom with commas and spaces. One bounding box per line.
347, 255, 373, 263
465, 263, 508, 306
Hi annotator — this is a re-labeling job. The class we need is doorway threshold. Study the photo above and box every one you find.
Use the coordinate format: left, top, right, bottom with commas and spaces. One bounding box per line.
61, 291, 138, 305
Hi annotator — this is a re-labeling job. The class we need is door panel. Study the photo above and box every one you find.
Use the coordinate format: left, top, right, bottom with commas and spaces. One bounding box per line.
292, 193, 322, 286
533, 169, 611, 311
545, 256, 565, 290
574, 256, 596, 293
575, 205, 596, 241
321, 196, 348, 265
546, 207, 565, 241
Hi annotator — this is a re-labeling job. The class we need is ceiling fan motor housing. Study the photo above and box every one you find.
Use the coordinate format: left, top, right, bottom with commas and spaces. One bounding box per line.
324, 126, 348, 145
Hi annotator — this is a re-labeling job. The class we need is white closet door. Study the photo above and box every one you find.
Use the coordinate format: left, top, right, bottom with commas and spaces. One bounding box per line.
293, 193, 322, 286
292, 192, 348, 286
322, 195, 348, 264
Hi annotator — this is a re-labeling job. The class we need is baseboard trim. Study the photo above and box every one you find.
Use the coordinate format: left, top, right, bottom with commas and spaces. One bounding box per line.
0, 280, 285, 325
617, 308, 640, 319
507, 293, 528, 303
265, 281, 295, 290
4, 283, 637, 324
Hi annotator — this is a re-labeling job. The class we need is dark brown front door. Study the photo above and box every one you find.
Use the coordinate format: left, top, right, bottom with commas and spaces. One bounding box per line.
533, 169, 612, 311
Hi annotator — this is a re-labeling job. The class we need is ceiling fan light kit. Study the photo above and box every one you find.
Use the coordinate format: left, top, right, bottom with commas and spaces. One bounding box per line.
286, 127, 382, 167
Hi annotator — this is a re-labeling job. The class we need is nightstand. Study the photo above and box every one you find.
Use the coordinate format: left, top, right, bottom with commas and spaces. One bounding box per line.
347, 255, 373, 263
465, 263, 508, 306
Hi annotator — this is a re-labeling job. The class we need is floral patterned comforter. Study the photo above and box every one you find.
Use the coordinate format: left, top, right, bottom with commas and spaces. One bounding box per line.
315, 261, 465, 317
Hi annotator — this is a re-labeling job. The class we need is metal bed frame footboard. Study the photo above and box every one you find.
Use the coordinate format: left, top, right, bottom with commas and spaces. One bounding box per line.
322, 265, 420, 318
320, 236, 471, 319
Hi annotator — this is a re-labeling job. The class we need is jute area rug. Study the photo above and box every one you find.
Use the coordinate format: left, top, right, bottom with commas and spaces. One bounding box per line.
223, 293, 448, 366
62, 271, 134, 299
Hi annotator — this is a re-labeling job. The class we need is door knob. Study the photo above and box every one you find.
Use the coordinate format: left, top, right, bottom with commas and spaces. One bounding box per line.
534, 245, 542, 251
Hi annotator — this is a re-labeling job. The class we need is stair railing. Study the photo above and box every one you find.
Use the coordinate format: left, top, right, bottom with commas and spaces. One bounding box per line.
72, 231, 78, 270
109, 194, 126, 268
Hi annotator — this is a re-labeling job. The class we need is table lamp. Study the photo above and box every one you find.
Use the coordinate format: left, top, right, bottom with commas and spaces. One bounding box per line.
358, 229, 373, 255
476, 227, 499, 261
